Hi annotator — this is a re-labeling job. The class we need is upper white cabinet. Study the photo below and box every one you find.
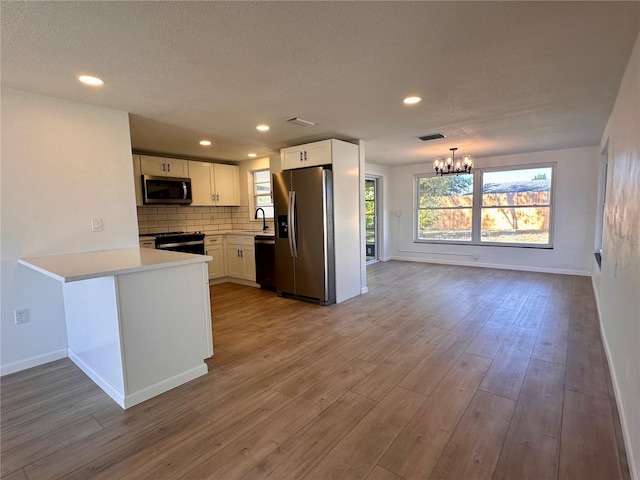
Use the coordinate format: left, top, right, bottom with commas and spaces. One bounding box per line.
281, 139, 332, 170
188, 161, 240, 206
133, 154, 143, 206
140, 155, 189, 178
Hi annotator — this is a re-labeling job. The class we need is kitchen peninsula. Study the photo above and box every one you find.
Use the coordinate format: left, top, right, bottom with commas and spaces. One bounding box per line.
19, 247, 213, 409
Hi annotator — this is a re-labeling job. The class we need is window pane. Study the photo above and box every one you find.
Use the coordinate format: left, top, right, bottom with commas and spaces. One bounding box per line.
481, 207, 550, 244
418, 175, 473, 208
254, 170, 270, 183
255, 195, 272, 206
254, 183, 271, 195
482, 167, 551, 206
417, 209, 472, 241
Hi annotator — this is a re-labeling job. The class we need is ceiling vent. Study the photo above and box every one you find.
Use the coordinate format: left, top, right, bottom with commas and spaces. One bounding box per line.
286, 117, 317, 127
418, 133, 446, 141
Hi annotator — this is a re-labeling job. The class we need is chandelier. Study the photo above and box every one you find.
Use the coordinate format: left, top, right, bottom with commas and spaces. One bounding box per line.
433, 147, 474, 175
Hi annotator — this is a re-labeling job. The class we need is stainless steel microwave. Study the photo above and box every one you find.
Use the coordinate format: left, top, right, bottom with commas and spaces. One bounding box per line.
142, 175, 192, 205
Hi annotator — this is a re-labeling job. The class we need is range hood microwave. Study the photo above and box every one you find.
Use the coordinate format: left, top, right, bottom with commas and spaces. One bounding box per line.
142, 175, 192, 205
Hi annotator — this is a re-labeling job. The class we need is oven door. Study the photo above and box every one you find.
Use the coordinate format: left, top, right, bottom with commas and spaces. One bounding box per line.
156, 240, 204, 255
143, 175, 192, 205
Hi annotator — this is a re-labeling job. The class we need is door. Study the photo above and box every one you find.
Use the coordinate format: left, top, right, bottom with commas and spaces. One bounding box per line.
291, 167, 330, 300
273, 171, 295, 294
213, 164, 240, 206
189, 161, 215, 206
365, 177, 379, 263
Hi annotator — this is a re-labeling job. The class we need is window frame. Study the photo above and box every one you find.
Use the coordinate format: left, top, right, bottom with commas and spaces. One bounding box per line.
414, 162, 556, 249
249, 168, 274, 219
413, 173, 474, 245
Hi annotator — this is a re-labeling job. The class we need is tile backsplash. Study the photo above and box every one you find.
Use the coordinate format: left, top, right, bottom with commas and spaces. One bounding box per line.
137, 205, 274, 235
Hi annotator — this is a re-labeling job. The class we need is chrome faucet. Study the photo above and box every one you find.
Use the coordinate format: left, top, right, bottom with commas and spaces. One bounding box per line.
254, 208, 268, 231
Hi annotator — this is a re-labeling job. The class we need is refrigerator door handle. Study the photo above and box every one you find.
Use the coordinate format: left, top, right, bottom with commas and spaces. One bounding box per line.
289, 190, 298, 258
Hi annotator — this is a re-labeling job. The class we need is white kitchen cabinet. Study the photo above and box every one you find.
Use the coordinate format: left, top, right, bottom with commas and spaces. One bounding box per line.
188, 161, 240, 206
140, 155, 189, 178
281, 139, 332, 170
139, 238, 155, 249
205, 235, 224, 279
133, 155, 143, 206
225, 235, 255, 282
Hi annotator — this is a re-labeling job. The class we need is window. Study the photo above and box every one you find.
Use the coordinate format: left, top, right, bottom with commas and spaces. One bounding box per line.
480, 166, 553, 246
415, 164, 554, 248
252, 169, 273, 218
416, 174, 473, 242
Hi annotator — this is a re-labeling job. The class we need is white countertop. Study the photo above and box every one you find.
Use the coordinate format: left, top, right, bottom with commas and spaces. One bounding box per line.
20, 247, 212, 283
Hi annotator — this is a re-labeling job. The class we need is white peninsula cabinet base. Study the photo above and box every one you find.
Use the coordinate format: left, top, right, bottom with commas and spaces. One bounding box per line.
20, 248, 213, 409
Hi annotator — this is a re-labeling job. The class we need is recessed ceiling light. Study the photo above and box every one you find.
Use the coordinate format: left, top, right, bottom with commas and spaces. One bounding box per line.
78, 75, 104, 86
256, 124, 270, 132
248, 153, 257, 158
199, 140, 212, 146
403, 96, 422, 105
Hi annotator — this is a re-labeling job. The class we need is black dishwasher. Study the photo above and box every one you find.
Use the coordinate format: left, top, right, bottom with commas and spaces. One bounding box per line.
254, 235, 276, 289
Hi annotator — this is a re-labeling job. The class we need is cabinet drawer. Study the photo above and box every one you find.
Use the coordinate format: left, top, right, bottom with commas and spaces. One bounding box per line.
226, 235, 254, 246
205, 235, 222, 245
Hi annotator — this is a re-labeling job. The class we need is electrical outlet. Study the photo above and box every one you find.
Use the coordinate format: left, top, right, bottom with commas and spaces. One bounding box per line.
14, 308, 29, 325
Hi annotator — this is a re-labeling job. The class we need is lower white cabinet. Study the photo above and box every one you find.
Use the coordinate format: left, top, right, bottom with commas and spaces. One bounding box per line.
205, 236, 224, 279
225, 235, 256, 282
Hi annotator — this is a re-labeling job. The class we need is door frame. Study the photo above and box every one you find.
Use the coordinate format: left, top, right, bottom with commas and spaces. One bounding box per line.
365, 176, 380, 265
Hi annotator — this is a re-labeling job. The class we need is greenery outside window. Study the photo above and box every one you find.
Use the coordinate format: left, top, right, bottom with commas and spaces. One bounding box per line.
416, 175, 473, 242
252, 169, 273, 218
415, 164, 554, 248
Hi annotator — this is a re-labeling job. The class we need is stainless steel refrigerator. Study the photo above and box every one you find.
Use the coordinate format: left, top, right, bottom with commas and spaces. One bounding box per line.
273, 167, 335, 305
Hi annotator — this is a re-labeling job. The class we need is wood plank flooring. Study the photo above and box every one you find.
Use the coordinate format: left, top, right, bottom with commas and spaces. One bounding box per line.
0, 261, 631, 479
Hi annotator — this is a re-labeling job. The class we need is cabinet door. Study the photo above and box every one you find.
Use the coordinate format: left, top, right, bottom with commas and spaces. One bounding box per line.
188, 161, 215, 206
133, 155, 143, 206
165, 158, 189, 178
140, 155, 169, 176
206, 245, 225, 279
226, 245, 244, 278
304, 140, 332, 167
281, 147, 304, 170
213, 164, 240, 206
241, 246, 256, 281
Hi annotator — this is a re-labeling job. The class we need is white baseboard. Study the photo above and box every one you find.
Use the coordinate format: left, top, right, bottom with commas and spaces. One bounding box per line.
209, 277, 260, 288
389, 255, 591, 276
591, 277, 638, 480
1, 349, 68, 377
69, 349, 208, 410
360, 286, 369, 294
122, 364, 208, 409
68, 349, 125, 407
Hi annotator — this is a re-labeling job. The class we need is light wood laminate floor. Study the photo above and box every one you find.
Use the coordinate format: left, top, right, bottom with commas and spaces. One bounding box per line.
1, 261, 631, 480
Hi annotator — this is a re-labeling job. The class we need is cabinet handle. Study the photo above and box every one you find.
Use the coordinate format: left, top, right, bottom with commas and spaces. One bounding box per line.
299, 152, 303, 162
167, 163, 171, 172
162, 162, 166, 172
304, 151, 307, 161
217, 194, 220, 201
241, 250, 243, 258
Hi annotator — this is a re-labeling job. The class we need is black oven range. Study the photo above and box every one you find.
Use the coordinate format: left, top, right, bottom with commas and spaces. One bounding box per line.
154, 231, 205, 255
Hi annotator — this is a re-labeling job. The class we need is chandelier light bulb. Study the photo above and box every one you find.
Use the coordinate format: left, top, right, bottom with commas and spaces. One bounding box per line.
432, 147, 473, 176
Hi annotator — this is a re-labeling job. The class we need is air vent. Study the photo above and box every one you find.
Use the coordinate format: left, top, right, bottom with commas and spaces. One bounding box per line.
418, 133, 446, 142
286, 117, 316, 127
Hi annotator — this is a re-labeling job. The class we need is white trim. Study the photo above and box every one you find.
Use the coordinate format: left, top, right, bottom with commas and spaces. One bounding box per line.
389, 255, 591, 276
591, 276, 638, 480
0, 348, 68, 376
69, 348, 208, 409
122, 364, 208, 409
68, 348, 124, 406
360, 287, 369, 294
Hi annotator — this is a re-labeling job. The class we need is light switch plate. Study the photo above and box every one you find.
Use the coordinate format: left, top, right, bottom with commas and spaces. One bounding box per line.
91, 218, 103, 232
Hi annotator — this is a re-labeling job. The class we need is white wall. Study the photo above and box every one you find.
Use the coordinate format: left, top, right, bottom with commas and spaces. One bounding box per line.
388, 146, 599, 275
592, 33, 640, 480
365, 162, 392, 261
1, 88, 139, 375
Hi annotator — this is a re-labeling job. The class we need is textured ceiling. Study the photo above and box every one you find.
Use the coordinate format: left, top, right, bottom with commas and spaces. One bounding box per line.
2, 1, 638, 166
